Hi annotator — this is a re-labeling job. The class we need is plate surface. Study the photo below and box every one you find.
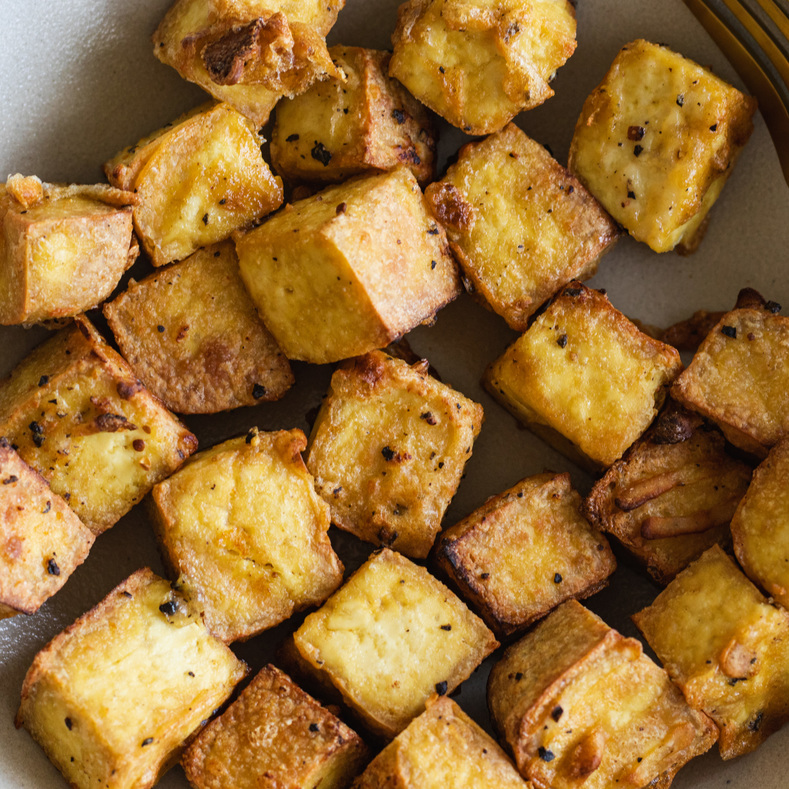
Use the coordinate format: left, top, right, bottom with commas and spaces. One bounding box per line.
1, 1, 789, 787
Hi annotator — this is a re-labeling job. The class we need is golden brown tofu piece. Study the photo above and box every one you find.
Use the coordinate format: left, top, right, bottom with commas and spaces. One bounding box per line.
15, 567, 246, 789
307, 351, 483, 558
489, 599, 718, 788
634, 546, 789, 758
733, 439, 789, 608
484, 283, 683, 469
0, 174, 137, 325
182, 664, 368, 789
354, 695, 528, 788
434, 472, 615, 638
584, 403, 752, 584
103, 241, 293, 414
672, 299, 789, 457
569, 40, 756, 254
150, 428, 343, 643
292, 548, 498, 738
153, 0, 343, 126
104, 102, 283, 267
271, 46, 436, 187
0, 439, 94, 618
390, 0, 576, 135
0, 316, 197, 534
235, 167, 460, 364
425, 124, 619, 331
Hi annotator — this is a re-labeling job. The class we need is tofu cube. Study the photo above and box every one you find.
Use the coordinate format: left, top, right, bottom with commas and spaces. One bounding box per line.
672, 298, 789, 457
390, 0, 577, 134
425, 123, 620, 330
434, 472, 616, 638
0, 316, 197, 534
271, 46, 436, 186
104, 102, 283, 267
292, 548, 498, 737
182, 664, 368, 789
0, 439, 94, 618
153, 0, 343, 126
307, 351, 483, 558
103, 241, 293, 414
150, 428, 344, 643
484, 282, 682, 469
15, 567, 246, 789
235, 167, 460, 364
584, 402, 752, 584
569, 39, 756, 253
0, 175, 137, 325
354, 695, 527, 788
634, 545, 789, 758
733, 439, 789, 608
489, 599, 718, 786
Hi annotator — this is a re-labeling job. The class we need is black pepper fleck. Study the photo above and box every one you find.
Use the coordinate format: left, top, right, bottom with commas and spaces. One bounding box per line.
286, 133, 300, 142
557, 334, 568, 348
554, 573, 563, 584
392, 109, 406, 124
721, 325, 737, 339
2, 476, 18, 485
252, 383, 267, 399
309, 723, 320, 732
157, 325, 165, 333
634, 144, 643, 157
65, 717, 73, 730
676, 94, 685, 106
38, 375, 49, 387
551, 705, 563, 722
440, 624, 452, 631
538, 746, 555, 762
381, 446, 395, 461
141, 738, 154, 747
202, 213, 209, 225
435, 681, 448, 696
47, 559, 60, 576
311, 142, 332, 166
159, 601, 177, 616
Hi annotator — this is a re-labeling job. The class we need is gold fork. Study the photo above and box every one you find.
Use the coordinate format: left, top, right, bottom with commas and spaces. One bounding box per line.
683, 0, 789, 185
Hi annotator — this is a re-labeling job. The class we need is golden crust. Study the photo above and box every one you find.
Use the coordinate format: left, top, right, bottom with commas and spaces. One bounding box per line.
103, 241, 293, 414
434, 472, 615, 637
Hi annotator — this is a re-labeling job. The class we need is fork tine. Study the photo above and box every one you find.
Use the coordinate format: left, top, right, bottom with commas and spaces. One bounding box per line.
754, 0, 789, 40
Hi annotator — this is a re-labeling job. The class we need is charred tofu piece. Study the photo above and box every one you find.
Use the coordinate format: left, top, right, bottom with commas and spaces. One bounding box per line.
182, 664, 368, 789
150, 428, 343, 643
733, 439, 789, 608
390, 0, 576, 135
489, 599, 718, 787
425, 124, 619, 331
569, 39, 756, 254
235, 167, 460, 364
271, 46, 436, 187
584, 403, 752, 584
0, 316, 197, 534
434, 472, 616, 638
0, 439, 94, 618
354, 695, 527, 788
104, 102, 283, 267
292, 548, 498, 738
672, 295, 789, 457
307, 351, 483, 559
103, 241, 293, 414
15, 568, 246, 789
484, 283, 682, 469
634, 545, 789, 758
0, 175, 137, 325
153, 0, 343, 126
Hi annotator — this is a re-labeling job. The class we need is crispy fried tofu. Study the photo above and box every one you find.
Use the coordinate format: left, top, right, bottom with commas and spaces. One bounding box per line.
390, 0, 577, 134
292, 548, 498, 738
672, 298, 789, 457
425, 124, 619, 331
235, 167, 460, 364
434, 472, 615, 638
307, 351, 483, 558
584, 403, 752, 584
354, 695, 528, 788
103, 241, 292, 414
150, 428, 343, 643
271, 46, 436, 186
153, 0, 344, 126
489, 599, 718, 787
182, 664, 368, 789
732, 439, 789, 608
569, 39, 756, 253
104, 102, 283, 267
15, 567, 246, 789
0, 175, 137, 325
484, 283, 682, 469
0, 316, 197, 534
0, 439, 94, 618
634, 545, 789, 758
